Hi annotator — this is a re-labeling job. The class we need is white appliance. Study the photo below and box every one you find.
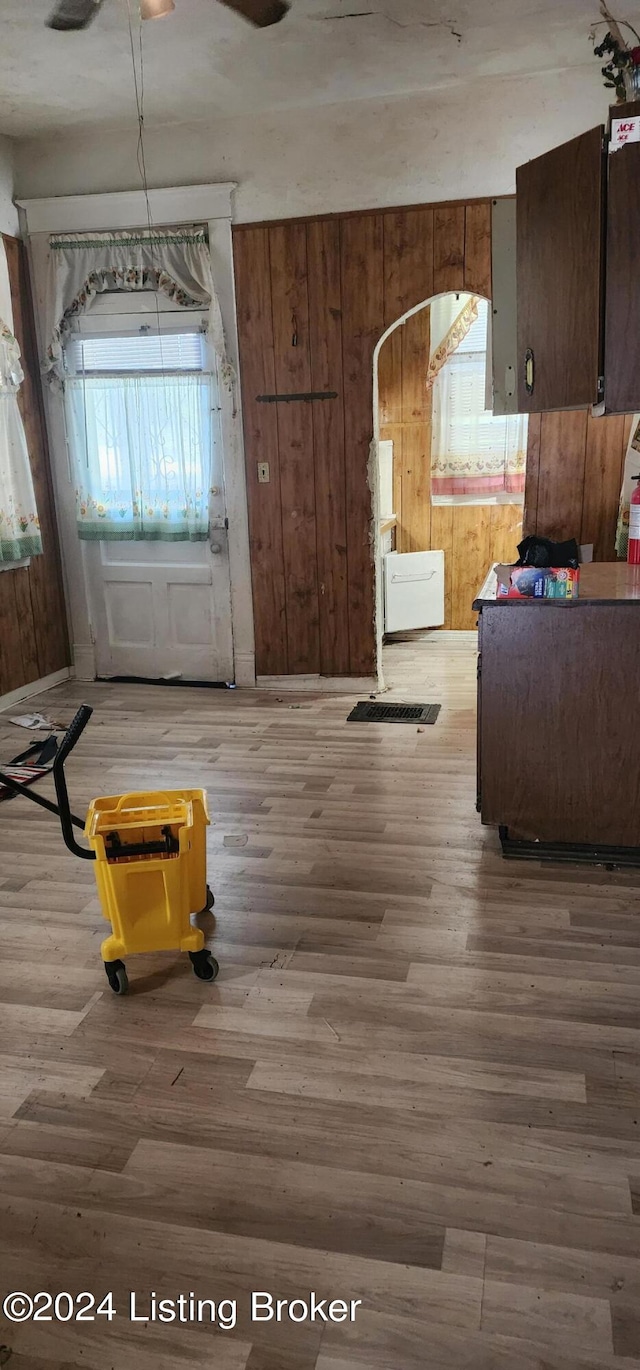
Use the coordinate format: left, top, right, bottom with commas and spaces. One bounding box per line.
384, 550, 445, 633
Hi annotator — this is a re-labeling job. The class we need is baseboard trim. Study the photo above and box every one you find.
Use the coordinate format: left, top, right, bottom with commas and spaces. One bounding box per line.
234, 651, 256, 688
73, 643, 97, 682
0, 667, 72, 713
256, 675, 379, 694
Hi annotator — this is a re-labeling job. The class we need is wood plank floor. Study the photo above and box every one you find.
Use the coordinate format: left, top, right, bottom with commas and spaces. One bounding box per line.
2, 638, 640, 1369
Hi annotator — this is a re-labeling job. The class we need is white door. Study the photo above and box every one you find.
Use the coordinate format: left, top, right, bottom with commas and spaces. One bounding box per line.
384, 550, 445, 632
68, 299, 234, 682
84, 533, 234, 682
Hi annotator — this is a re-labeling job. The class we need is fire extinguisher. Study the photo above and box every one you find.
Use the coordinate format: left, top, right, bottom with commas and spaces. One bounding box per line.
629, 475, 640, 565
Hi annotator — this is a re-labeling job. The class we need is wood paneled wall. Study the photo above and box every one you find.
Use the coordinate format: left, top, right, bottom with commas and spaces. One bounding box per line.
0, 235, 69, 697
233, 199, 492, 677
378, 307, 523, 630
378, 306, 433, 555
524, 409, 632, 558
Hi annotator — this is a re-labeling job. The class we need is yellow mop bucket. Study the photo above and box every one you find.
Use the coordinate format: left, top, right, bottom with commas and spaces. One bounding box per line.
0, 704, 218, 997
85, 788, 217, 995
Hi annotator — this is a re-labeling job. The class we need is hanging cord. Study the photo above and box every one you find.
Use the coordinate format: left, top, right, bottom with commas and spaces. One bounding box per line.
124, 0, 174, 517
123, 1, 213, 524
125, 0, 166, 372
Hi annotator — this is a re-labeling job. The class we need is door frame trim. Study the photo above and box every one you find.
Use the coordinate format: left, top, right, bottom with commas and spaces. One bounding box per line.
17, 183, 256, 688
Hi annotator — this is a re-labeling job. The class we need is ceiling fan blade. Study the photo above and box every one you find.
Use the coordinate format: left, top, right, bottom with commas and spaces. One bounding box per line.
217, 0, 289, 27
47, 0, 104, 28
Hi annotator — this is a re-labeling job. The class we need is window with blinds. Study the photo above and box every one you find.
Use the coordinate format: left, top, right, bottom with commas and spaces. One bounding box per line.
431, 297, 527, 504
438, 354, 509, 463
63, 328, 215, 542
67, 330, 206, 375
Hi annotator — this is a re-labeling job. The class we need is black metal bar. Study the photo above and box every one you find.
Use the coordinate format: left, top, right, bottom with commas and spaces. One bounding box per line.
256, 391, 338, 404
53, 706, 96, 860
106, 841, 175, 859
499, 825, 640, 870
0, 768, 85, 830
105, 825, 179, 861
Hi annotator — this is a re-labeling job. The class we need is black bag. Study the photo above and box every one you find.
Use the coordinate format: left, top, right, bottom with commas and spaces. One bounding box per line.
516, 535, 580, 569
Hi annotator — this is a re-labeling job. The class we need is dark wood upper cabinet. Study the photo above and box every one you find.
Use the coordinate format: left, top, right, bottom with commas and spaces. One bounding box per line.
516, 102, 640, 416
604, 101, 640, 414
516, 126, 606, 413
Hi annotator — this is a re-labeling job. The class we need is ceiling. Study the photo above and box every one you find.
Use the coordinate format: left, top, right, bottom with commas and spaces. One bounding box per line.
0, 0, 606, 139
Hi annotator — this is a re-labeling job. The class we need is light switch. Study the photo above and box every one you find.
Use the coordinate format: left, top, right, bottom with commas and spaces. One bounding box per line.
257, 462, 270, 484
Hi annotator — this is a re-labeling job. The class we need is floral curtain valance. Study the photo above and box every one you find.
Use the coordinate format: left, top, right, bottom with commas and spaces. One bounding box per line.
43, 226, 226, 377
0, 238, 42, 566
426, 295, 479, 392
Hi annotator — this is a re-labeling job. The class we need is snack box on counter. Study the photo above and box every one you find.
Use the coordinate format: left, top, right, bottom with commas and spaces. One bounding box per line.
495, 564, 580, 600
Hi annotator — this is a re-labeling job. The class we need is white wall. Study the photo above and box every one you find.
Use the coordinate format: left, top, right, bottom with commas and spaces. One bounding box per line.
0, 134, 17, 235
13, 65, 609, 222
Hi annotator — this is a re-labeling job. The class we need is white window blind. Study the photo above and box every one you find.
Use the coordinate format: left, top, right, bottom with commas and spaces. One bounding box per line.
67, 330, 206, 375
437, 353, 513, 462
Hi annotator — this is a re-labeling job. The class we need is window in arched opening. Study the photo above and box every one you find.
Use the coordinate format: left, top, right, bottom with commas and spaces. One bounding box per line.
430, 295, 528, 505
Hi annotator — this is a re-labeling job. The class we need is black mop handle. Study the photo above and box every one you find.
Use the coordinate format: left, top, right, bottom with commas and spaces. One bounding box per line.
53, 705, 96, 860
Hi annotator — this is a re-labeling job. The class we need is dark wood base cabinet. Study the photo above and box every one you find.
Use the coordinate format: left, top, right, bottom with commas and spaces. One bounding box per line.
475, 564, 640, 858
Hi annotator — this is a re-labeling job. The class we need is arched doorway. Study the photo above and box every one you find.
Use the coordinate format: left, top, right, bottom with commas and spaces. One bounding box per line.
372, 291, 527, 682
234, 199, 501, 684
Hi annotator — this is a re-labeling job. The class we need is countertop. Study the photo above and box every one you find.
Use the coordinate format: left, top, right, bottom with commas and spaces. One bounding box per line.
474, 561, 640, 609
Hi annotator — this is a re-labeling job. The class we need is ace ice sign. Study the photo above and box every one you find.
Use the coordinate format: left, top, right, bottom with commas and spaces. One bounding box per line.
611, 116, 640, 151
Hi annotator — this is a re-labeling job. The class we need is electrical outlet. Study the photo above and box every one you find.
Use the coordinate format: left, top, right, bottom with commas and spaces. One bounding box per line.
257, 462, 270, 484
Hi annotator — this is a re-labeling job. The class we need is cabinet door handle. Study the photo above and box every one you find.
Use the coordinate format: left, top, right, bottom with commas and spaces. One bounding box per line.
524, 348, 535, 396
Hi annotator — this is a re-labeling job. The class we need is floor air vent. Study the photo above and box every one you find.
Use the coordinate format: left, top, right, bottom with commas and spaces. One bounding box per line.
347, 702, 441, 725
